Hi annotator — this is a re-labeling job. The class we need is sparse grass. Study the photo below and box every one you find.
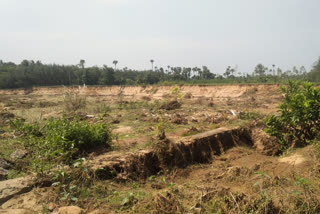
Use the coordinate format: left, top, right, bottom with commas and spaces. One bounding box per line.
63, 91, 87, 112
2, 85, 320, 213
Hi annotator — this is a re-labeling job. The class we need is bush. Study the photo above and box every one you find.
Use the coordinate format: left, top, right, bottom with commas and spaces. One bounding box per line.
266, 81, 320, 150
63, 91, 86, 112
13, 118, 112, 165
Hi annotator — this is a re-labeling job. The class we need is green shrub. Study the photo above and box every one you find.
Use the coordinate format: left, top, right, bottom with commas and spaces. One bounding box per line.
12, 118, 112, 165
266, 81, 320, 150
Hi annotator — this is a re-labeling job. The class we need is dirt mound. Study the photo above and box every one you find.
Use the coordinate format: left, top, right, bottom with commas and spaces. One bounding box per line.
90, 127, 252, 180
0, 85, 281, 101
0, 112, 15, 126
279, 154, 305, 165
0, 112, 14, 119
251, 128, 279, 155
153, 192, 184, 213
170, 113, 187, 124
0, 176, 36, 205
1, 190, 46, 213
160, 100, 181, 110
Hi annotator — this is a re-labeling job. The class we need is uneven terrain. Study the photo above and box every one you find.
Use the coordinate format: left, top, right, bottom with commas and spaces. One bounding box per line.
1, 84, 320, 213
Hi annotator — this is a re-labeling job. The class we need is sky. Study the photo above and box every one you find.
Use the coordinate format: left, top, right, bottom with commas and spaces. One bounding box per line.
0, 0, 319, 74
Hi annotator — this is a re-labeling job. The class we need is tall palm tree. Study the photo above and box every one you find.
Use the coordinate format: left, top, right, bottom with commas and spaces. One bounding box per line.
272, 64, 276, 76
167, 65, 171, 74
150, 59, 154, 71
79, 59, 86, 85
113, 60, 118, 70
79, 59, 85, 69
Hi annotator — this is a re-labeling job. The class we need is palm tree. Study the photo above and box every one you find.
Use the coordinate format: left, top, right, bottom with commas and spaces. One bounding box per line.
79, 59, 85, 69
113, 60, 118, 70
272, 64, 276, 76
167, 65, 171, 74
150, 59, 154, 71
79, 59, 86, 85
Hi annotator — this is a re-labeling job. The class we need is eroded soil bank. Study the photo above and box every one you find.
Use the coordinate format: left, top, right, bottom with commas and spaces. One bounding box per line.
2, 84, 319, 213
91, 127, 253, 180
0, 84, 280, 99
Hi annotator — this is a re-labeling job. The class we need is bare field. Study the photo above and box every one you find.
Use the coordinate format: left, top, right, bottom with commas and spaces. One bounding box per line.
1, 85, 320, 213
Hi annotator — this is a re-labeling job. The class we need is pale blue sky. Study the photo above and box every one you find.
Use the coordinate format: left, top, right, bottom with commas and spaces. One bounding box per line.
0, 0, 319, 74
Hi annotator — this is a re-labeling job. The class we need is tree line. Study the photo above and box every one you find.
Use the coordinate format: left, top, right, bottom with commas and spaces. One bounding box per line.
0, 58, 319, 89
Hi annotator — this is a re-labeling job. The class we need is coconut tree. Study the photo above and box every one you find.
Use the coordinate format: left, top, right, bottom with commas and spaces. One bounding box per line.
150, 59, 154, 71
79, 59, 86, 85
113, 60, 118, 70
79, 59, 85, 69
272, 64, 276, 76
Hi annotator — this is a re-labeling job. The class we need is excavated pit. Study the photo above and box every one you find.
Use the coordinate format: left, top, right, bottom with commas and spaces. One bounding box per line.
90, 127, 253, 180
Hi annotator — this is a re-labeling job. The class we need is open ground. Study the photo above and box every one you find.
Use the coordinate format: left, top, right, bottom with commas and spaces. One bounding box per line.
0, 84, 319, 214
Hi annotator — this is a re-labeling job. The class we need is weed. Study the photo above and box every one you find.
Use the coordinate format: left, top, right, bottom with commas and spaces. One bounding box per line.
253, 171, 271, 193
238, 111, 263, 121
245, 87, 258, 95
63, 91, 86, 112
170, 86, 183, 100
11, 117, 112, 170
93, 104, 112, 114
155, 117, 167, 140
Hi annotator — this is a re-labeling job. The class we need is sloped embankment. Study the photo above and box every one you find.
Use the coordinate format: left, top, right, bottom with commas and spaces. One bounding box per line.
0, 84, 279, 99
90, 127, 253, 180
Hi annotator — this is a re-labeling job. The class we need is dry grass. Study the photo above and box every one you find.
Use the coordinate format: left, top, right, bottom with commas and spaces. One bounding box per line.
2, 85, 320, 213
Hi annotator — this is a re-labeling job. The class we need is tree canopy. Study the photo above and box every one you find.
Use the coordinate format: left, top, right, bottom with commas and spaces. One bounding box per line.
0, 58, 316, 89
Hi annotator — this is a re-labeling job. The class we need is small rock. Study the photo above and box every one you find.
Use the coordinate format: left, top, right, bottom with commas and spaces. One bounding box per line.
57, 206, 84, 214
0, 159, 12, 169
10, 149, 28, 160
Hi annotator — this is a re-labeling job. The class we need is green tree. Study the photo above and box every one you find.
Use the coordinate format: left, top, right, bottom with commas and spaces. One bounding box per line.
254, 64, 267, 76
79, 59, 85, 69
266, 81, 320, 150
113, 60, 118, 70
150, 59, 154, 71
308, 57, 320, 82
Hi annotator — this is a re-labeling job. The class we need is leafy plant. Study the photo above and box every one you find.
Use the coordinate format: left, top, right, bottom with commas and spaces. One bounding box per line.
266, 81, 320, 150
51, 158, 97, 204
170, 86, 183, 100
12, 117, 112, 166
155, 117, 167, 140
253, 171, 271, 192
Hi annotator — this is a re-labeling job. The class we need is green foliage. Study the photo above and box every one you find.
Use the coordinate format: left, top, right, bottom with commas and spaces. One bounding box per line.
170, 86, 183, 100
0, 59, 311, 89
12, 118, 112, 166
266, 81, 320, 150
155, 117, 167, 140
50, 157, 102, 205
308, 57, 320, 82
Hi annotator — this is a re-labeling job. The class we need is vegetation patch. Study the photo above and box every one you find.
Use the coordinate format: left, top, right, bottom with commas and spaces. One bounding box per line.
11, 118, 112, 170
266, 81, 320, 151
